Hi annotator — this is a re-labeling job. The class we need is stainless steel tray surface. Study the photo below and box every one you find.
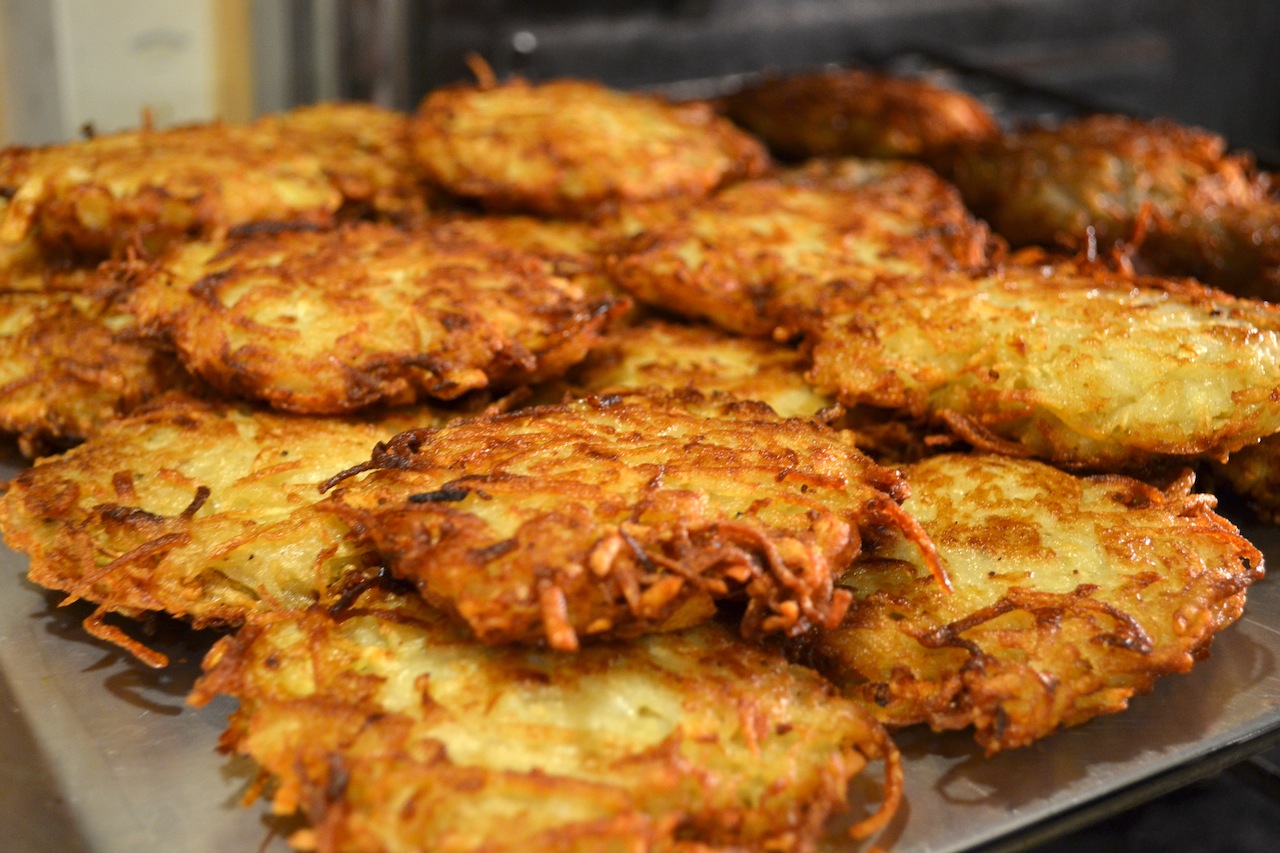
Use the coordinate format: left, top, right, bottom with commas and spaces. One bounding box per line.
3, 449, 1280, 853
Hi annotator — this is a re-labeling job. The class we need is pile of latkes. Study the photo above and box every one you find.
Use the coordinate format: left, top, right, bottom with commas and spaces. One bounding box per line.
3, 60, 1280, 852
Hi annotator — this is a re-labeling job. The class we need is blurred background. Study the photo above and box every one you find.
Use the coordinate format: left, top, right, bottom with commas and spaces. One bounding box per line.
2, 0, 1280, 159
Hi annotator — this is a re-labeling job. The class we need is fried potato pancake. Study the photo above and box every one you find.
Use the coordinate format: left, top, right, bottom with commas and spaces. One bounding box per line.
945, 114, 1280, 299
0, 281, 190, 457
426, 212, 623, 302
257, 102, 430, 220
0, 393, 453, 667
721, 68, 998, 162
564, 317, 834, 418
555, 319, 945, 463
603, 160, 991, 336
410, 78, 769, 217
130, 223, 622, 413
191, 587, 901, 852
0, 121, 342, 257
323, 389, 942, 650
804, 259, 1280, 470
803, 453, 1263, 754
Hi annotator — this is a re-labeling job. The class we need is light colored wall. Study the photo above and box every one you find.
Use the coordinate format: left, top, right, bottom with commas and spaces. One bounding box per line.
0, 0, 250, 145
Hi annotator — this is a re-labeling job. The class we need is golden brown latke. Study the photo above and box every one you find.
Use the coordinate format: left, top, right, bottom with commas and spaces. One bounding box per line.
603, 160, 991, 336
0, 273, 190, 457
0, 393, 454, 667
130, 222, 623, 414
721, 67, 998, 162
323, 389, 943, 651
0, 120, 342, 257
804, 258, 1280, 471
945, 113, 1280, 299
802, 453, 1263, 754
426, 212, 623, 303
191, 586, 902, 852
551, 318, 946, 465
410, 77, 769, 217
563, 317, 834, 418
257, 102, 431, 220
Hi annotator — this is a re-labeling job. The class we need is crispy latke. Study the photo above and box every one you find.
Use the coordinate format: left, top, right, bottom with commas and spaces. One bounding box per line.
410, 78, 769, 217
130, 222, 622, 413
603, 160, 991, 336
945, 114, 1280, 299
323, 389, 942, 650
257, 102, 431, 220
721, 67, 998, 162
0, 393, 453, 667
0, 121, 342, 257
563, 318, 834, 418
191, 586, 901, 852
555, 318, 945, 464
804, 258, 1280, 470
0, 276, 191, 457
802, 453, 1263, 754
426, 212, 623, 303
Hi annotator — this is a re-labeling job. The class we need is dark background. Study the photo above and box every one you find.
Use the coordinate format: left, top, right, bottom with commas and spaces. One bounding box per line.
274, 0, 1280, 160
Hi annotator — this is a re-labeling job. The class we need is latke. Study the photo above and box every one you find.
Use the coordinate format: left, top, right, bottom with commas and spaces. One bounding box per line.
564, 318, 834, 418
410, 78, 769, 217
426, 212, 622, 303
257, 102, 431, 220
0, 393, 453, 666
805, 453, 1263, 754
192, 586, 902, 852
721, 67, 998, 162
323, 389, 943, 650
804, 259, 1280, 470
945, 114, 1280, 299
0, 120, 342, 257
604, 161, 990, 336
0, 281, 189, 456
130, 223, 622, 413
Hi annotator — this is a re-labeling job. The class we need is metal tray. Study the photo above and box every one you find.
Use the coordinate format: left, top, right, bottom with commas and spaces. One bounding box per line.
4, 447, 1280, 853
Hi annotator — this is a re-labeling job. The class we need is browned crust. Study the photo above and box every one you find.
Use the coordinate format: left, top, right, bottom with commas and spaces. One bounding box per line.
190, 589, 901, 852
0, 393, 457, 665
806, 453, 1264, 754
802, 257, 1280, 470
0, 120, 342, 257
130, 223, 626, 413
721, 67, 999, 163
0, 279, 193, 457
602, 162, 992, 337
410, 77, 770, 218
322, 389, 933, 649
945, 113, 1280, 299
